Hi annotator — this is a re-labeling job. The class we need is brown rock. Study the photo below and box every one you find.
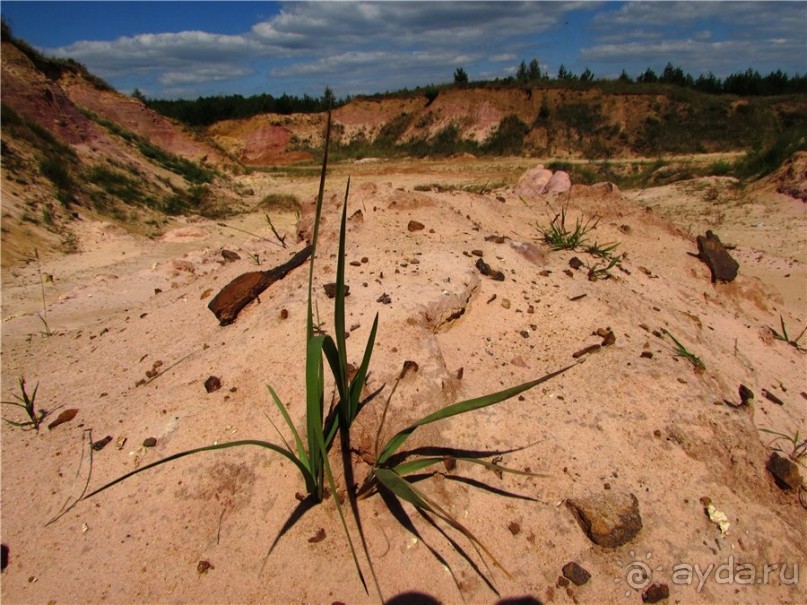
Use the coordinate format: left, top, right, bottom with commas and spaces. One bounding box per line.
323, 283, 350, 299
221, 249, 240, 263
766, 452, 802, 490
47, 409, 78, 430
208, 246, 312, 325
204, 376, 222, 393
142, 437, 157, 448
739, 384, 754, 405
569, 257, 584, 270
696, 231, 739, 283
642, 582, 670, 603
566, 491, 642, 548
761, 389, 784, 406
561, 561, 591, 586
407, 220, 425, 232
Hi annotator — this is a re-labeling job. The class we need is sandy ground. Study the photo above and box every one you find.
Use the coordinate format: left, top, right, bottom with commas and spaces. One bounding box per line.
1, 158, 805, 605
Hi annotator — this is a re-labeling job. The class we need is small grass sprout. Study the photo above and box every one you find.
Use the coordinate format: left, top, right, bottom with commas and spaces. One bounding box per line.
584, 240, 621, 260
662, 329, 706, 373
2, 377, 47, 431
537, 204, 599, 251
584, 256, 622, 281
770, 315, 806, 352
759, 428, 806, 466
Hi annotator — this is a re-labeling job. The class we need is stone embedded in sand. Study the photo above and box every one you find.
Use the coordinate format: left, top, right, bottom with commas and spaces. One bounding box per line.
47, 409, 78, 431
766, 452, 802, 490
696, 231, 739, 283
324, 283, 350, 299
221, 249, 240, 263
204, 376, 222, 393
407, 220, 425, 232
761, 389, 784, 406
642, 582, 670, 603
562, 561, 591, 586
475, 257, 505, 281
91, 436, 113, 451
544, 171, 571, 194
739, 384, 754, 405
142, 437, 157, 448
601, 330, 616, 347
569, 257, 583, 270
566, 491, 643, 548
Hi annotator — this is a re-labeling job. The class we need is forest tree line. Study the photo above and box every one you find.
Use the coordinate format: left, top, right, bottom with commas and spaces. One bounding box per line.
143, 60, 807, 128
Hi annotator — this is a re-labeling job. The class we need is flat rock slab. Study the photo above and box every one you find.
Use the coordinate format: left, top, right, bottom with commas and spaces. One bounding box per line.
208, 246, 312, 325
566, 491, 642, 548
696, 231, 739, 283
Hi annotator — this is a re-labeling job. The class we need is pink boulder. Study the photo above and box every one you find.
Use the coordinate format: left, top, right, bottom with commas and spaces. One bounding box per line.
544, 171, 571, 194
514, 165, 553, 198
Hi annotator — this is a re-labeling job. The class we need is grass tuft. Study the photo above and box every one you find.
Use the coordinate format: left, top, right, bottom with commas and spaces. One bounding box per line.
770, 315, 806, 352
537, 205, 600, 251
2, 377, 47, 431
662, 329, 706, 373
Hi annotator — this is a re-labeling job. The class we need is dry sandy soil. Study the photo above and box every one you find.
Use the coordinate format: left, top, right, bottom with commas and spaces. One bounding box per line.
1, 157, 805, 605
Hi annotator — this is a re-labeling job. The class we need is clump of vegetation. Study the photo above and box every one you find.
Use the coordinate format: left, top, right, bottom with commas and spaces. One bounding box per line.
2, 377, 47, 431
482, 114, 530, 155
760, 428, 806, 466
76, 115, 576, 598
537, 205, 600, 251
770, 315, 806, 352
136, 140, 215, 185
662, 329, 706, 373
39, 156, 75, 206
86, 165, 144, 206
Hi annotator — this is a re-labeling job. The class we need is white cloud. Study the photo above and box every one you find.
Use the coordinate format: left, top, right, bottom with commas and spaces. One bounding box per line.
38, 1, 806, 98
159, 65, 253, 85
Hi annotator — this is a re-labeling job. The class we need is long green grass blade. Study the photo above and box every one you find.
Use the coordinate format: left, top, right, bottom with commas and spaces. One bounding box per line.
333, 178, 352, 420
305, 334, 328, 499
349, 313, 379, 422
307, 111, 332, 340
377, 362, 576, 465
83, 440, 313, 500
392, 456, 542, 478
266, 384, 310, 470
374, 468, 510, 579
309, 399, 371, 595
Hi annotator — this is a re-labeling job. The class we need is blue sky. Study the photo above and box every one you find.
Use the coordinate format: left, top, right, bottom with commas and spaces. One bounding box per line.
2, 1, 805, 100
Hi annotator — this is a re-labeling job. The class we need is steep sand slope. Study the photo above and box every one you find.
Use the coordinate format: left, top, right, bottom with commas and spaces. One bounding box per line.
1, 167, 805, 604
